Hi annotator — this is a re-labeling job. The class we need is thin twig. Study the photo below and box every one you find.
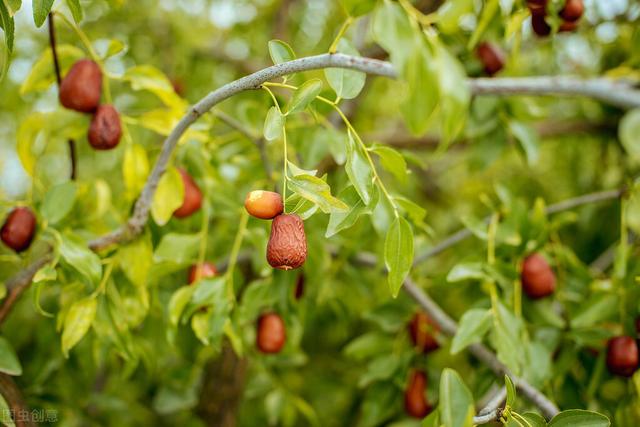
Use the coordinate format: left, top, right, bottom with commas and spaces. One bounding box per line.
48, 12, 77, 181
414, 188, 624, 265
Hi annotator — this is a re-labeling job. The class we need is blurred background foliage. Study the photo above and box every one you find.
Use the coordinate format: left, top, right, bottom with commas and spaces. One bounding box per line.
0, 0, 640, 426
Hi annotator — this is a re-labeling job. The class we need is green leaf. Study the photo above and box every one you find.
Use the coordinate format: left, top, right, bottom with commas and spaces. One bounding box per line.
118, 236, 153, 285
32, 0, 54, 27
61, 297, 97, 357
0, 337, 21, 376
59, 234, 102, 285
339, 0, 376, 16
263, 106, 284, 141
3, 0, 21, 16
372, 1, 414, 70
619, 109, 640, 158
493, 301, 525, 375
151, 167, 184, 226
344, 332, 394, 360
571, 294, 619, 329
468, 0, 499, 49
505, 375, 516, 407
509, 121, 540, 165
447, 262, 488, 282
286, 79, 322, 114
396, 197, 427, 228
154, 233, 201, 265
370, 145, 407, 184
548, 410, 610, 427
123, 143, 150, 198
384, 217, 413, 297
436, 0, 474, 34
65, 0, 83, 22
439, 368, 475, 427
450, 308, 492, 354
434, 39, 470, 143
20, 44, 84, 94
287, 173, 348, 213
268, 39, 295, 65
325, 39, 366, 100
520, 412, 547, 427
326, 185, 372, 237
345, 131, 374, 205
41, 182, 77, 225
0, 2, 14, 51
400, 39, 438, 135
168, 286, 194, 326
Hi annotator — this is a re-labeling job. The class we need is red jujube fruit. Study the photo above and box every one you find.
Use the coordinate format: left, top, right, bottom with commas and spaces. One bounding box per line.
173, 169, 203, 218
521, 253, 556, 299
606, 336, 639, 377
408, 312, 440, 353
476, 42, 506, 76
560, 0, 584, 22
59, 59, 102, 113
88, 105, 122, 150
257, 313, 286, 354
1, 207, 37, 252
244, 190, 284, 219
404, 370, 432, 419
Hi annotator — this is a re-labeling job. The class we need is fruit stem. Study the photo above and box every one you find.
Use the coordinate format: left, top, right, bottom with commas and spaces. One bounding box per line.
261, 85, 288, 205
328, 16, 353, 54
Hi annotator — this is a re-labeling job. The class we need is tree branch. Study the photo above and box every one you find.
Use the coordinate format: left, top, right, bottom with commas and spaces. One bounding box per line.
0, 373, 35, 427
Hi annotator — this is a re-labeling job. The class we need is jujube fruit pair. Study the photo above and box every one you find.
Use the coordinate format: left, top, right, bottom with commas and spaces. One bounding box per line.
188, 262, 218, 284
521, 253, 556, 299
244, 190, 307, 270
1, 207, 37, 252
606, 336, 639, 377
174, 169, 203, 218
408, 312, 440, 353
404, 370, 432, 418
528, 0, 583, 37
256, 312, 286, 353
59, 59, 122, 150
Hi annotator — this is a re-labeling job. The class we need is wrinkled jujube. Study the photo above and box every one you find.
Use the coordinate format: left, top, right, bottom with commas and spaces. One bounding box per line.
404, 370, 432, 419
244, 190, 284, 219
521, 253, 556, 299
59, 59, 102, 113
606, 336, 639, 377
1, 207, 37, 252
266, 214, 307, 270
257, 313, 286, 354
173, 169, 203, 218
88, 104, 122, 150
408, 312, 440, 353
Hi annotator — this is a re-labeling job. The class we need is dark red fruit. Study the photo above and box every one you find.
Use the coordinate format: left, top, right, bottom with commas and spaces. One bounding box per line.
408, 312, 440, 353
294, 274, 305, 300
59, 59, 102, 113
559, 19, 579, 32
531, 14, 551, 36
244, 190, 284, 219
476, 42, 506, 76
404, 370, 432, 419
606, 336, 639, 377
188, 262, 218, 284
1, 207, 37, 252
266, 214, 307, 270
257, 313, 286, 354
560, 0, 584, 22
173, 169, 203, 218
88, 104, 122, 150
521, 253, 556, 299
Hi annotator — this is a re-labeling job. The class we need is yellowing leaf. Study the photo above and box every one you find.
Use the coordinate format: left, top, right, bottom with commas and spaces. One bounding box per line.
151, 167, 184, 226
20, 44, 84, 95
123, 143, 149, 198
61, 297, 97, 357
